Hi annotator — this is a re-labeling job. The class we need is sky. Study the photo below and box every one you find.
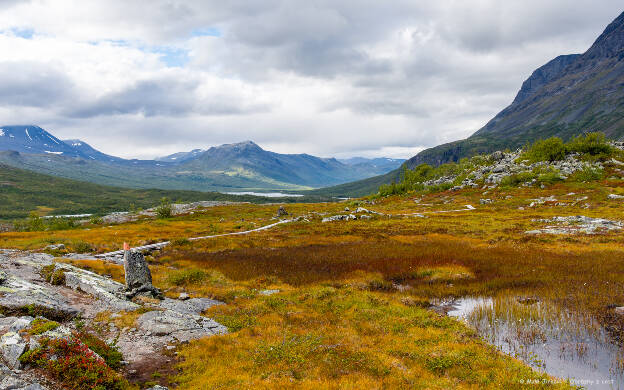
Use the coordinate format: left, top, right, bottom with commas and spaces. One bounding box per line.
0, 1, 622, 160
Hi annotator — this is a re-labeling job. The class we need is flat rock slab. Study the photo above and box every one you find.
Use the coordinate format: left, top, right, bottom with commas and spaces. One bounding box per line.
137, 310, 226, 341
158, 298, 222, 316
0, 273, 79, 320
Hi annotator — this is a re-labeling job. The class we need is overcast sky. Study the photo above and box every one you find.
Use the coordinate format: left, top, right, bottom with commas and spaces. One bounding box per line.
0, 1, 621, 159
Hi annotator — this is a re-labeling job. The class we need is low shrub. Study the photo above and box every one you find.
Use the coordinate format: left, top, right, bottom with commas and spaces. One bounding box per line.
570, 166, 605, 182
25, 318, 60, 335
71, 241, 93, 253
567, 132, 613, 158
156, 197, 173, 219
522, 137, 566, 162
40, 265, 66, 286
18, 335, 127, 390
500, 172, 537, 187
77, 331, 124, 369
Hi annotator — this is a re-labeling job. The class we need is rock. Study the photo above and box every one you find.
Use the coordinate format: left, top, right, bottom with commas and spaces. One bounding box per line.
136, 310, 226, 341
259, 289, 280, 296
321, 214, 357, 223
490, 151, 504, 161
178, 293, 190, 301
0, 332, 26, 369
44, 244, 65, 251
0, 273, 79, 320
8, 317, 33, 333
479, 199, 493, 205
0, 375, 29, 390
608, 194, 624, 200
276, 206, 288, 217
20, 384, 47, 390
124, 250, 162, 299
146, 386, 169, 390
526, 215, 623, 235
615, 307, 624, 316
0, 271, 7, 284
61, 264, 138, 312
158, 298, 222, 316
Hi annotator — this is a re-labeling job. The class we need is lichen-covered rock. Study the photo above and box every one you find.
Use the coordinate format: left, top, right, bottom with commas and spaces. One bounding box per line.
136, 310, 226, 341
158, 298, 222, 316
124, 251, 162, 299
0, 332, 26, 369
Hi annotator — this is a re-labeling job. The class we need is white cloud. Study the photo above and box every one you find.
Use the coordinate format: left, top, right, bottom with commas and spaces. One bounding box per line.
0, 1, 621, 159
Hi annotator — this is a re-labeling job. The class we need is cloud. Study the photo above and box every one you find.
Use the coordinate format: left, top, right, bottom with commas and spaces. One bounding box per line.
0, 1, 621, 159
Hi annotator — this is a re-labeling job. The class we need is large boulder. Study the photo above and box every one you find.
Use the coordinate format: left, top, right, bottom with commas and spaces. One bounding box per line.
123, 250, 162, 299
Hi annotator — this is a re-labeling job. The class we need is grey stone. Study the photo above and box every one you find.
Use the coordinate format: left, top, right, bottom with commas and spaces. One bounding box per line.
276, 206, 288, 217
321, 214, 357, 223
137, 310, 227, 341
44, 244, 65, 251
159, 298, 222, 316
124, 251, 162, 299
608, 194, 624, 200
0, 333, 26, 369
259, 289, 280, 296
19, 384, 47, 390
178, 292, 190, 301
0, 375, 28, 390
8, 317, 33, 333
146, 386, 169, 390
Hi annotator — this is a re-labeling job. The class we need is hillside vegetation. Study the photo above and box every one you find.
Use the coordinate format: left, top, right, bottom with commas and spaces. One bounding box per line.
0, 164, 329, 220
380, 133, 621, 196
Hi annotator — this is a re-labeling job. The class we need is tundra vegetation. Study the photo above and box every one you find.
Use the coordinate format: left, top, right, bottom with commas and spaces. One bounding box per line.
2, 134, 624, 388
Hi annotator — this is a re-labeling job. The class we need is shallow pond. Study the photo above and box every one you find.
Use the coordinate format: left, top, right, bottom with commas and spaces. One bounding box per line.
437, 297, 624, 389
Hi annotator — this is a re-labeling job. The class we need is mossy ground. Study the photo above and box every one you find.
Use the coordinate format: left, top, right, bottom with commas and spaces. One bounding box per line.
5, 174, 624, 388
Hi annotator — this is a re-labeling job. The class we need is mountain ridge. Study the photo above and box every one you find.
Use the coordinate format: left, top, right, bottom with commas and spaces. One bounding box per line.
403, 10, 624, 170
0, 126, 402, 191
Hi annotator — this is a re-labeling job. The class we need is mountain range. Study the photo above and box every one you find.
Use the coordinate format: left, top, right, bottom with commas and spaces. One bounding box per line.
0, 125, 403, 192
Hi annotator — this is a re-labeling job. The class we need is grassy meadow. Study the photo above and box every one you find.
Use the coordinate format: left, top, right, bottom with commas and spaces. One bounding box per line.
5, 167, 624, 388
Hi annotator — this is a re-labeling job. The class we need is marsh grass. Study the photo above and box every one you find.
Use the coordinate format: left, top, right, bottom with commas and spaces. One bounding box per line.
6, 174, 624, 388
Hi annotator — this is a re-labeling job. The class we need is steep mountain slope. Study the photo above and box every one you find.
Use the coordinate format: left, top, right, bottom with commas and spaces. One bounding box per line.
0, 125, 78, 156
405, 10, 624, 169
63, 139, 126, 163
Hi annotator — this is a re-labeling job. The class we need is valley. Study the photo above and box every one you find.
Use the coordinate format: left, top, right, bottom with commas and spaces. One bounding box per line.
2, 135, 624, 388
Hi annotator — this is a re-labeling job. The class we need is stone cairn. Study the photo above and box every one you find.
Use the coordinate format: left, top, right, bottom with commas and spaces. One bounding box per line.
123, 242, 163, 299
276, 206, 288, 218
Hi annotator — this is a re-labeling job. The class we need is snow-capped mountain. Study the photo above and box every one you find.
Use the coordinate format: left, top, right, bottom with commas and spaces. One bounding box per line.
0, 125, 79, 156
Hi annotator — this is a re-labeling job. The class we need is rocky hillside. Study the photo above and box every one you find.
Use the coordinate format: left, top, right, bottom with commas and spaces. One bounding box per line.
406, 10, 624, 169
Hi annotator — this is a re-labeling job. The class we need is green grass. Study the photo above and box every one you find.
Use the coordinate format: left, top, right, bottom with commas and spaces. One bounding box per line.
0, 164, 332, 220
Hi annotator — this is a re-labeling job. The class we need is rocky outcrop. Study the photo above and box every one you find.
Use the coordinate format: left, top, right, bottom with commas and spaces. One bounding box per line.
525, 216, 623, 235
0, 250, 226, 388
